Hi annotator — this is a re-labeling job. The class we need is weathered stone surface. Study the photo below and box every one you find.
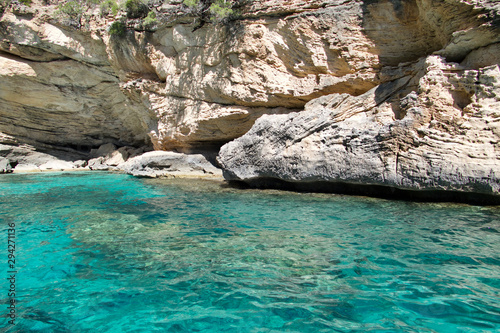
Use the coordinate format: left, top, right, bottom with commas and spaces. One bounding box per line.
74, 160, 88, 168
0, 143, 87, 172
39, 160, 76, 171
87, 157, 110, 171
13, 164, 40, 172
88, 143, 123, 169
218, 55, 500, 198
0, 52, 152, 148
90, 143, 119, 159
87, 144, 146, 170
0, 157, 12, 173
106, 147, 130, 166
119, 151, 222, 178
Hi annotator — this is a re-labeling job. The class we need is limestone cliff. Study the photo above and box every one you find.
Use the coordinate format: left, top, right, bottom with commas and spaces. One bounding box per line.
217, 0, 500, 200
1, 0, 499, 200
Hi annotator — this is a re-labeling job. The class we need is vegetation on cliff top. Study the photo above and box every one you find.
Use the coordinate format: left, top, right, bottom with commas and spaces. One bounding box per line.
183, 0, 248, 31
0, 0, 246, 36
184, 0, 235, 21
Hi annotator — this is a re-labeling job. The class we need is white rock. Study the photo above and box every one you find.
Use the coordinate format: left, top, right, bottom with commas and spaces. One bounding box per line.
119, 151, 222, 178
39, 160, 75, 170
90, 143, 117, 158
0, 157, 12, 173
105, 147, 130, 166
13, 164, 40, 172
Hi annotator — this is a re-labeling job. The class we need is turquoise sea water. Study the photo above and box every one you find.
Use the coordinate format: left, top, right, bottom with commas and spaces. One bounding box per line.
0, 172, 499, 333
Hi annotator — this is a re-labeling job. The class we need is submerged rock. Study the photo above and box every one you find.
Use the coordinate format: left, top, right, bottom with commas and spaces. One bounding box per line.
119, 151, 222, 178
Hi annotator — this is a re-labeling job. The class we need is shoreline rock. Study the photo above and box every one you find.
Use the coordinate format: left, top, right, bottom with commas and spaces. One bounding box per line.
0, 142, 223, 179
218, 55, 500, 203
1, 1, 500, 203
225, 178, 500, 206
118, 151, 223, 179
0, 143, 87, 172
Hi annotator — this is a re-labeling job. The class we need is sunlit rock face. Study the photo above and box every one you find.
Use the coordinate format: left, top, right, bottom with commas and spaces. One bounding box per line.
217, 0, 500, 197
1, 0, 499, 198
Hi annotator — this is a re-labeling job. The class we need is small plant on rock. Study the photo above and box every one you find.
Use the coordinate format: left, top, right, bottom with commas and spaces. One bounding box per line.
143, 10, 157, 29
125, 0, 148, 19
56, 0, 85, 27
209, 0, 233, 21
183, 0, 246, 31
183, 0, 198, 7
109, 19, 127, 37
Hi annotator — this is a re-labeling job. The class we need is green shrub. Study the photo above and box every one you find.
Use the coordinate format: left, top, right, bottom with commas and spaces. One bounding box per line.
183, 0, 198, 7
57, 0, 84, 18
19, 0, 32, 6
183, 0, 238, 22
143, 10, 157, 29
100, 0, 119, 16
210, 0, 233, 21
109, 20, 126, 36
125, 0, 148, 19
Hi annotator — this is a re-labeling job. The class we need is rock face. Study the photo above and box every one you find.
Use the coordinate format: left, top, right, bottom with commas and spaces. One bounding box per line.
217, 0, 500, 200
119, 151, 222, 178
3, 0, 496, 151
1, 0, 500, 199
0, 140, 88, 172
218, 54, 500, 200
87, 143, 141, 170
0, 157, 12, 173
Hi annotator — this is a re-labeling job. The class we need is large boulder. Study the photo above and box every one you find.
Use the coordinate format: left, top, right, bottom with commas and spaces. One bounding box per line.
218, 56, 500, 202
87, 144, 144, 170
39, 160, 76, 171
119, 151, 222, 178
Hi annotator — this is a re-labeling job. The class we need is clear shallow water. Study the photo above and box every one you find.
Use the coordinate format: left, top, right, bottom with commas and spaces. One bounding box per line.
0, 172, 499, 333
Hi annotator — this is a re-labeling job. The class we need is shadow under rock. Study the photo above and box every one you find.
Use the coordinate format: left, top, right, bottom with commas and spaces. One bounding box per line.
227, 177, 500, 206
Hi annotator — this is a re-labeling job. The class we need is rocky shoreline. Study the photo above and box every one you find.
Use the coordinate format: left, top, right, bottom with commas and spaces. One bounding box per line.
217, 56, 500, 203
0, 142, 223, 179
1, 0, 499, 204
226, 177, 500, 205
1, 141, 498, 205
